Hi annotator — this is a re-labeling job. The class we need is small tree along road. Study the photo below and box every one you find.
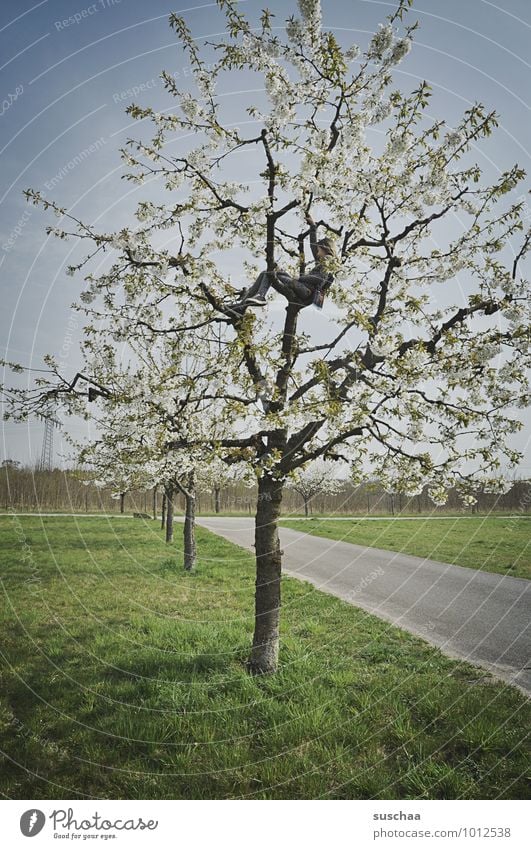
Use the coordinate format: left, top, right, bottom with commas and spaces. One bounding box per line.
287, 459, 344, 516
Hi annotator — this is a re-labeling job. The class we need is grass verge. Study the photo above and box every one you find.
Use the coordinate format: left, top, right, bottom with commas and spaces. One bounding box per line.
0, 516, 529, 800
281, 517, 531, 580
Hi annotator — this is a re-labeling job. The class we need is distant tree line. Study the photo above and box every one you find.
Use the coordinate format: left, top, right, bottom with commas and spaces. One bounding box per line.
1, 461, 529, 516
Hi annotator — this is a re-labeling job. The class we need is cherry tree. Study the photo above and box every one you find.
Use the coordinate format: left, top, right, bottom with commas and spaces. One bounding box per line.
79, 441, 148, 517
287, 458, 344, 516
80, 343, 243, 571
78, 401, 206, 571
196, 456, 244, 514
4, 0, 530, 673
4, 333, 237, 571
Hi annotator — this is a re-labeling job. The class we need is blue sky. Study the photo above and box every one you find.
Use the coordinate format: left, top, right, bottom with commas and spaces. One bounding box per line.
1, 0, 530, 471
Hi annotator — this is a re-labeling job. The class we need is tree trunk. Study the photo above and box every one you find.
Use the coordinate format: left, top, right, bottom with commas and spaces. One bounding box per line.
161, 492, 166, 529
174, 472, 197, 572
165, 488, 174, 543
120, 491, 125, 514
304, 496, 309, 518
214, 485, 221, 514
183, 490, 196, 571
152, 485, 158, 520
249, 475, 283, 675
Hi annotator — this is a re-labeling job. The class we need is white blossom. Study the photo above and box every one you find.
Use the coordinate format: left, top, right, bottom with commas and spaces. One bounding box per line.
369, 24, 394, 59
445, 130, 462, 147
180, 92, 200, 121
297, 0, 322, 27
428, 485, 449, 506
344, 44, 360, 62
387, 136, 408, 160
390, 37, 411, 64
165, 171, 184, 190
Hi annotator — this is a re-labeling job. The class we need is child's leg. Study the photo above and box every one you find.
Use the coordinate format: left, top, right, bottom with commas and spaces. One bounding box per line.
225, 271, 270, 315
230, 271, 268, 304
245, 271, 271, 304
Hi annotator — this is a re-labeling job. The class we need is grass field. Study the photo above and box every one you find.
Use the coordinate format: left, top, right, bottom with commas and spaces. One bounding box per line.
281, 517, 531, 581
0, 516, 529, 800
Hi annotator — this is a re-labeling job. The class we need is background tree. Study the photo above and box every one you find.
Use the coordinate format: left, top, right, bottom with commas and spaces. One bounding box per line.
197, 457, 245, 514
287, 459, 344, 516
3, 0, 529, 673
63, 337, 246, 570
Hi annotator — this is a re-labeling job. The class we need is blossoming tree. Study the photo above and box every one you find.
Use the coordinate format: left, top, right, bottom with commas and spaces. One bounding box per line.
74, 345, 240, 572
76, 403, 199, 564
287, 458, 344, 516
5, 0, 530, 673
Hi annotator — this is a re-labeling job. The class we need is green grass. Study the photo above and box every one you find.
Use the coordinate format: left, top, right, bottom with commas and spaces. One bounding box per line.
281, 517, 531, 580
0, 516, 529, 800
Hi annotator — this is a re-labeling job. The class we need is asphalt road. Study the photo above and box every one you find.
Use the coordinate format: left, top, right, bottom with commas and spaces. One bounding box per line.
197, 516, 531, 694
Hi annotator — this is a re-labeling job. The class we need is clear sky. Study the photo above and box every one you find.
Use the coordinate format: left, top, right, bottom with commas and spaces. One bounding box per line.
1, 0, 530, 472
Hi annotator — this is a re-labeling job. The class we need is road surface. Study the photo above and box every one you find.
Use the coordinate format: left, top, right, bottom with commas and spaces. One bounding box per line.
197, 516, 531, 694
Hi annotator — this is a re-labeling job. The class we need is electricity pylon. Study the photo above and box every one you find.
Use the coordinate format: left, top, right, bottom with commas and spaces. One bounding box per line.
38, 414, 60, 471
